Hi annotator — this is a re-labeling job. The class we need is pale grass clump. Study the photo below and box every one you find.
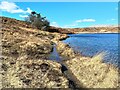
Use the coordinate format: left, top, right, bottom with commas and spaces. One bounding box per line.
91, 52, 106, 63
65, 52, 119, 88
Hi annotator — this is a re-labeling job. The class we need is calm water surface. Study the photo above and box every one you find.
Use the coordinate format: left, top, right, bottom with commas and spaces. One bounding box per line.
63, 33, 119, 67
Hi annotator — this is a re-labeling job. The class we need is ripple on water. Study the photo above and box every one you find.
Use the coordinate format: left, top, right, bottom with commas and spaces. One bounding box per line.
63, 33, 119, 67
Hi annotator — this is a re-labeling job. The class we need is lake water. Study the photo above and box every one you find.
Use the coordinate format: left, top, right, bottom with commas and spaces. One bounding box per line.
48, 44, 62, 62
63, 33, 119, 67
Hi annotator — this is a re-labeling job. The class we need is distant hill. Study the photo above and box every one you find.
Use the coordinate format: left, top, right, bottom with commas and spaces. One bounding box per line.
1, 16, 118, 34
48, 26, 118, 34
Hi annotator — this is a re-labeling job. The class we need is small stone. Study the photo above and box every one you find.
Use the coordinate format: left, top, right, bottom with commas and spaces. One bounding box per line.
22, 79, 31, 85
2, 64, 8, 71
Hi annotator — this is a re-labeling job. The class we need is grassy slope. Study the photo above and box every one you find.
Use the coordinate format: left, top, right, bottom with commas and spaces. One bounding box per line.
56, 41, 119, 88
1, 16, 119, 88
1, 16, 69, 88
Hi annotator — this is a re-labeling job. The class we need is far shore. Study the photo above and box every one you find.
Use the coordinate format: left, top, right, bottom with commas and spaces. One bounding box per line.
67, 32, 119, 34
48, 26, 118, 34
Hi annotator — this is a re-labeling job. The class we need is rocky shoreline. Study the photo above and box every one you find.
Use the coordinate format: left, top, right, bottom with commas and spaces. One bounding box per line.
1, 17, 119, 89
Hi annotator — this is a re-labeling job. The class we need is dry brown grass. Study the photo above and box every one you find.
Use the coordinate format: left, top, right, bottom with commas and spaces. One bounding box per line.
65, 52, 119, 88
1, 17, 70, 88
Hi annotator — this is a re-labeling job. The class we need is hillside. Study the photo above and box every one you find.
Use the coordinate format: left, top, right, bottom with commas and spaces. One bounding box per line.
1, 16, 119, 89
2, 16, 118, 34
48, 26, 118, 34
1, 16, 69, 88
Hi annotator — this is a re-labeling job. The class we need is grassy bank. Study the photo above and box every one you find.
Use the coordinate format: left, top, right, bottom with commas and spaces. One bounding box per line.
55, 41, 119, 88
1, 16, 119, 89
1, 17, 69, 88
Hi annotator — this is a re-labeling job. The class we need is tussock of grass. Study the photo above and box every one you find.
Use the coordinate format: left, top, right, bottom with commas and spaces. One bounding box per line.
91, 52, 106, 63
65, 52, 119, 88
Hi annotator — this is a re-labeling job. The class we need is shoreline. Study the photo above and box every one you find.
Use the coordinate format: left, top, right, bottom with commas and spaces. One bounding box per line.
55, 40, 119, 88
60, 33, 119, 68
53, 33, 119, 88
71, 32, 119, 34
49, 24, 119, 88
1, 16, 119, 88
59, 40, 119, 69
